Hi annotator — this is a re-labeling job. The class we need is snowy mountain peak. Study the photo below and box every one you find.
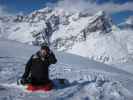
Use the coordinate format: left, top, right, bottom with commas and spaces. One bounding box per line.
95, 11, 105, 17
0, 7, 133, 64
126, 16, 133, 25
83, 10, 113, 33
119, 16, 133, 30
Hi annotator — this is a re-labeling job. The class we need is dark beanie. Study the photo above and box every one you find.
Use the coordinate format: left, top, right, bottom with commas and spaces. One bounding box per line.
41, 45, 49, 50
41, 42, 50, 52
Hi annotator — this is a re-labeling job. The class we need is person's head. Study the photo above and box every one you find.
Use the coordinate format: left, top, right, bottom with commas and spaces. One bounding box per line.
40, 45, 50, 56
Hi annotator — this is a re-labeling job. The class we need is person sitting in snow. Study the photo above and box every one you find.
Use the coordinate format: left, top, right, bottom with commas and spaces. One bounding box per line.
20, 43, 57, 86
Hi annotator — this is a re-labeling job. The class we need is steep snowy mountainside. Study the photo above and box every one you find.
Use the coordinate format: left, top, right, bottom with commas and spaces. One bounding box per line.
51, 11, 112, 44
0, 16, 14, 37
119, 16, 133, 30
0, 7, 133, 64
0, 8, 113, 44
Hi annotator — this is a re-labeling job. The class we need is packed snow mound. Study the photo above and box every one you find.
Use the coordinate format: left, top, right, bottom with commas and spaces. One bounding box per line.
0, 7, 133, 63
0, 38, 133, 100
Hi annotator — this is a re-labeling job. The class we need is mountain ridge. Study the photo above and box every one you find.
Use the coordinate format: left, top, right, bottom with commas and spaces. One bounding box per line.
0, 7, 133, 64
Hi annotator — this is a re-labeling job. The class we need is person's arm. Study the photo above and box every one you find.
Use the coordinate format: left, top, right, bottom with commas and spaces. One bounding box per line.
22, 56, 33, 79
48, 52, 57, 64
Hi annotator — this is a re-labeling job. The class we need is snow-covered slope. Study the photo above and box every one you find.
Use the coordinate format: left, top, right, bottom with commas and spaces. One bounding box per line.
119, 16, 133, 30
0, 38, 133, 100
0, 7, 133, 64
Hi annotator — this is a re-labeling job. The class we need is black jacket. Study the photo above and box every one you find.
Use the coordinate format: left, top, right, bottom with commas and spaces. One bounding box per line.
22, 50, 57, 84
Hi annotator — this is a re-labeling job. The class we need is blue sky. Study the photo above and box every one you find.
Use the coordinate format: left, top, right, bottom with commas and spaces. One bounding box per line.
0, 0, 133, 24
0, 0, 57, 13
98, 0, 133, 24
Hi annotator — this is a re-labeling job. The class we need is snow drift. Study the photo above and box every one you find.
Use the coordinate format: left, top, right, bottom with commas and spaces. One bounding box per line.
0, 38, 133, 100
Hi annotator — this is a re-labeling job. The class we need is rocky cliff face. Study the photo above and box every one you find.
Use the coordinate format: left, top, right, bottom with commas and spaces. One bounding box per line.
0, 7, 113, 45
0, 7, 133, 64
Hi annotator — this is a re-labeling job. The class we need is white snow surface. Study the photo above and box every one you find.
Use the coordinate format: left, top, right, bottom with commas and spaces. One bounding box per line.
0, 38, 133, 100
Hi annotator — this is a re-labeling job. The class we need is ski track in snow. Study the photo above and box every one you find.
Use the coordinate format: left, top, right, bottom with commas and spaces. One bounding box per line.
0, 38, 133, 100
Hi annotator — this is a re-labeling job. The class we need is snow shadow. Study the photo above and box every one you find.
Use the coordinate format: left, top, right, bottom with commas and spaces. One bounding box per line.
52, 77, 107, 90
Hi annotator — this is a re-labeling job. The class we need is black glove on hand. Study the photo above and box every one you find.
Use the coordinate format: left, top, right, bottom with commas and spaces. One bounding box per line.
17, 78, 27, 85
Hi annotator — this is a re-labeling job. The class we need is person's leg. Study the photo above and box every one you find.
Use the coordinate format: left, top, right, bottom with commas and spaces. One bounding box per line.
32, 78, 52, 86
